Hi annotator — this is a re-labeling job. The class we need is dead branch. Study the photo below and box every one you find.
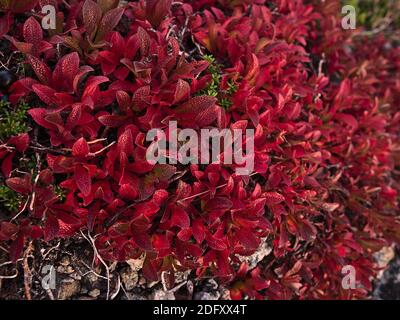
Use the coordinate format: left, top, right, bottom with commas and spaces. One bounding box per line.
23, 242, 34, 300
80, 230, 111, 300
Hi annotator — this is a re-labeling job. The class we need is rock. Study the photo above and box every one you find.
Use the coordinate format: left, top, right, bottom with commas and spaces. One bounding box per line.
194, 291, 220, 300
120, 267, 138, 290
86, 272, 98, 284
373, 247, 400, 300
219, 288, 231, 300
88, 289, 101, 298
57, 266, 65, 273
194, 279, 220, 300
58, 279, 80, 300
65, 266, 75, 274
59, 256, 71, 266
69, 272, 82, 281
57, 265, 74, 274
127, 256, 145, 272
128, 293, 147, 300
152, 289, 175, 300
374, 245, 395, 278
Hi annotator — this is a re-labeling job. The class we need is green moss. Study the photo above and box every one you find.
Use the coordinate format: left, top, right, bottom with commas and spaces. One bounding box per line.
0, 185, 24, 213
200, 54, 238, 110
227, 79, 238, 95
0, 100, 32, 213
202, 54, 222, 97
220, 98, 233, 109
0, 100, 29, 140
54, 185, 67, 202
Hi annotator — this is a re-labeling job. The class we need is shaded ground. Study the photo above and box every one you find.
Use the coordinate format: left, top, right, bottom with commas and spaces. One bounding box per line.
373, 246, 400, 300
0, 237, 398, 300
0, 236, 229, 300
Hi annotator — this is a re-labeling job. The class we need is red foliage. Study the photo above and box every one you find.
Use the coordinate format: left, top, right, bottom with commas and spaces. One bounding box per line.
0, 0, 399, 300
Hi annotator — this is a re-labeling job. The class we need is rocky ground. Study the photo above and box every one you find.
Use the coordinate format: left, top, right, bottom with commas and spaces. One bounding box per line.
373, 246, 400, 300
0, 236, 230, 300
0, 236, 398, 300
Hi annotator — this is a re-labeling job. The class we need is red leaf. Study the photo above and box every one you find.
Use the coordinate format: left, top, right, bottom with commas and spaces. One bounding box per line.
6, 175, 32, 194
57, 211, 81, 226
192, 219, 206, 243
44, 214, 60, 241
28, 108, 54, 129
245, 53, 260, 85
53, 52, 80, 91
27, 55, 51, 84
83, 0, 102, 37
152, 189, 169, 206
152, 234, 170, 250
0, 222, 18, 240
32, 84, 56, 105
177, 228, 192, 241
98, 114, 127, 127
118, 129, 134, 156
137, 26, 150, 56
175, 95, 217, 114
236, 228, 260, 250
119, 184, 138, 200
131, 225, 152, 250
8, 133, 29, 152
73, 66, 94, 93
205, 197, 233, 211
264, 192, 285, 205
38, 169, 54, 184
116, 91, 131, 111
174, 79, 190, 103
206, 233, 227, 251
72, 138, 90, 157
142, 256, 159, 281
82, 75, 109, 99
335, 113, 358, 130
1, 152, 14, 178
66, 104, 82, 130
170, 206, 190, 229
9, 234, 24, 262
95, 7, 124, 42
185, 243, 203, 257
74, 164, 92, 196
23, 17, 42, 54
134, 200, 159, 217
145, 0, 172, 27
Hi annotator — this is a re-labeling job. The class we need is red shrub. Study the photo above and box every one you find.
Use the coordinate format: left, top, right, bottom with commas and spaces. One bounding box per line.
0, 0, 399, 299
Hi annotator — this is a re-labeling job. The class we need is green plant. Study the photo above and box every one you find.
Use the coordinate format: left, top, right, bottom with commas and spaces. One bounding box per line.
202, 54, 222, 97
0, 185, 23, 212
54, 185, 67, 202
200, 54, 237, 109
0, 100, 29, 140
344, 0, 400, 30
